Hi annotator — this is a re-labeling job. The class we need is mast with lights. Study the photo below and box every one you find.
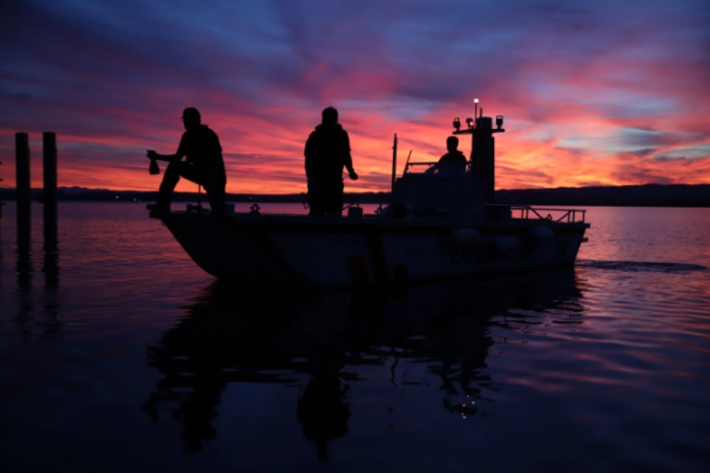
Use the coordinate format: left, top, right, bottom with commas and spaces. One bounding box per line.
451, 98, 505, 203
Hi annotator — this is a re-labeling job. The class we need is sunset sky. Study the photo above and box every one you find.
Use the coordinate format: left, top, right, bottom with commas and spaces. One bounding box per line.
1, 0, 709, 195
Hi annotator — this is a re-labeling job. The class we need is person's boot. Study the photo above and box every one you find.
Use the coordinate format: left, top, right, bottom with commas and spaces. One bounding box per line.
146, 201, 170, 212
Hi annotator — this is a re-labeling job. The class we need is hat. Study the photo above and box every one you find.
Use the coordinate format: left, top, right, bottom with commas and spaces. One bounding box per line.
182, 107, 201, 121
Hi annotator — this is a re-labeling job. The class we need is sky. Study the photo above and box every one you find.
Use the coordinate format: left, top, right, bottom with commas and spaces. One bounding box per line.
1, 0, 709, 195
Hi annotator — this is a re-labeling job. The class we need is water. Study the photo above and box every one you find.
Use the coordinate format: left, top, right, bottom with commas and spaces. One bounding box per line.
1, 203, 709, 473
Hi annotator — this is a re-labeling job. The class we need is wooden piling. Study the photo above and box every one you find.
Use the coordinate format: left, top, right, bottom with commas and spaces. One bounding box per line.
15, 132, 31, 240
0, 158, 5, 219
43, 132, 58, 243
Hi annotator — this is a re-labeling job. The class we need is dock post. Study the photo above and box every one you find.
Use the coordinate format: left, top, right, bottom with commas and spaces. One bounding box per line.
0, 158, 5, 219
15, 132, 31, 241
43, 132, 58, 244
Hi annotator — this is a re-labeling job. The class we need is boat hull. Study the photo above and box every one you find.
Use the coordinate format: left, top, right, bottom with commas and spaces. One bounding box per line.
157, 212, 589, 286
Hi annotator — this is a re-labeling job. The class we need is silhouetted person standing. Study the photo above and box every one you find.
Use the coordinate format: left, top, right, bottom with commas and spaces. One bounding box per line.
304, 107, 358, 216
146, 107, 226, 214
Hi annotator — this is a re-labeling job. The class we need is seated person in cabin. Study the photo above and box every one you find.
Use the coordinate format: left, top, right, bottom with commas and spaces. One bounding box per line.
425, 136, 467, 175
146, 107, 226, 214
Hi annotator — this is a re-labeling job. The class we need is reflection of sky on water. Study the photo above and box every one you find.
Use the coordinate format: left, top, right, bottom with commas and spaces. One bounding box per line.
0, 203, 709, 471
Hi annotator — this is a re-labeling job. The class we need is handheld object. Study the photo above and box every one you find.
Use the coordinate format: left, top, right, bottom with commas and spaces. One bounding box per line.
147, 150, 160, 175
149, 159, 160, 175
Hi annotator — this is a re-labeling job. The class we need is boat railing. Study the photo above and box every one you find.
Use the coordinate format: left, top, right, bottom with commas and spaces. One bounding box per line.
512, 205, 586, 223
459, 204, 586, 224
404, 161, 436, 172
404, 161, 472, 174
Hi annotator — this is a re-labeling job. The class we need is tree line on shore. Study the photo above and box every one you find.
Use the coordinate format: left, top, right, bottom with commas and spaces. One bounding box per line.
0, 183, 708, 207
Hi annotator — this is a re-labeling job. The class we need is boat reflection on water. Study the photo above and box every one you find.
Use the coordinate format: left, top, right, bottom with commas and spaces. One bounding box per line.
143, 271, 583, 458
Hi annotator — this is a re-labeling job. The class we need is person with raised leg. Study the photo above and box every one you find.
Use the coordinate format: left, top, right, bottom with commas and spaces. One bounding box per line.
146, 107, 226, 214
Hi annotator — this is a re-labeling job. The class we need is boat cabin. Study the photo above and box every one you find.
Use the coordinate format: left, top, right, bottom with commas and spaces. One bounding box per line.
393, 163, 486, 218
392, 113, 506, 219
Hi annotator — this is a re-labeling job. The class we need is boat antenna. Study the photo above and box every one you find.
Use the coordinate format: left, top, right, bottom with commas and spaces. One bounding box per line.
391, 133, 398, 202
474, 98, 479, 127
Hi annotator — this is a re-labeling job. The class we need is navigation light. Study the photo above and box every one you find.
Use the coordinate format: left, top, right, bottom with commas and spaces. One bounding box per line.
465, 117, 474, 129
496, 115, 504, 130
453, 117, 460, 131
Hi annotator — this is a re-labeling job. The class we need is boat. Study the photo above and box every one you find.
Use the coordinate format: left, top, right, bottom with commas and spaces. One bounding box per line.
151, 104, 590, 285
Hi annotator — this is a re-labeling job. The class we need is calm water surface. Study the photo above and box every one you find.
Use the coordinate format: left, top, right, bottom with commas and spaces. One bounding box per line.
1, 202, 709, 473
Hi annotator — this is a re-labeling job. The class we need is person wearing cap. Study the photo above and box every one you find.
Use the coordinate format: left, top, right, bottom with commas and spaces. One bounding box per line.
304, 107, 358, 216
146, 107, 226, 214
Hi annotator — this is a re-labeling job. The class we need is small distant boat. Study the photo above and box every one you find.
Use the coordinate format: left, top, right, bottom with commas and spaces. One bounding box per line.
151, 104, 590, 285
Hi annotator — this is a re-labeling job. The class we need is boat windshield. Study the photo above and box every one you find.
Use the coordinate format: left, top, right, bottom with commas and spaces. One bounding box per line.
404, 161, 470, 176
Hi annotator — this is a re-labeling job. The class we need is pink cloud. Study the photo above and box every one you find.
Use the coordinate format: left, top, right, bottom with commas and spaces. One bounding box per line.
1, 1, 709, 194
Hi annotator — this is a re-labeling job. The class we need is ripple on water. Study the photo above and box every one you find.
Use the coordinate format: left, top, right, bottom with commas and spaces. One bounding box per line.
577, 259, 709, 273
1, 204, 710, 472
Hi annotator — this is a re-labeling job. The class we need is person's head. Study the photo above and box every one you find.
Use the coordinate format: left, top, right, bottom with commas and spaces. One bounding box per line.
182, 107, 201, 130
321, 106, 338, 125
446, 136, 459, 152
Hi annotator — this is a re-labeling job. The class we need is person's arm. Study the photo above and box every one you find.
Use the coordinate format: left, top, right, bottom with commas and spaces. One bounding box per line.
304, 134, 314, 178
342, 131, 358, 180
147, 133, 187, 163
146, 150, 182, 163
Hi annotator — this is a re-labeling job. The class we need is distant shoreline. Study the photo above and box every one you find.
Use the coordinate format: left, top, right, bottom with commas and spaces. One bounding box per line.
0, 183, 708, 207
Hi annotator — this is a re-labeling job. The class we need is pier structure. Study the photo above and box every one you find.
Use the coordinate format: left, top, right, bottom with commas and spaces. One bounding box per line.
13, 132, 59, 244
0, 156, 5, 219
43, 132, 58, 243
15, 132, 31, 240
